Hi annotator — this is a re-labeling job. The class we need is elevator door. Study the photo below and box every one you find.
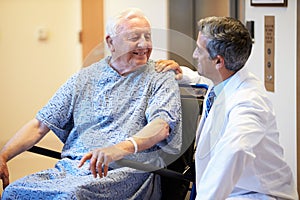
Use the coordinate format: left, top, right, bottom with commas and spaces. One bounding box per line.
168, 0, 244, 69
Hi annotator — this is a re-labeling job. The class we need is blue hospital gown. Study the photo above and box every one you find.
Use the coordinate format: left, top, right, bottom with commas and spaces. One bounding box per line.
2, 57, 182, 200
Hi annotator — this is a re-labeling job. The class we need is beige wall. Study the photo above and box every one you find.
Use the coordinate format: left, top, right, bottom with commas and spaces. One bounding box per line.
0, 0, 81, 193
244, 0, 297, 178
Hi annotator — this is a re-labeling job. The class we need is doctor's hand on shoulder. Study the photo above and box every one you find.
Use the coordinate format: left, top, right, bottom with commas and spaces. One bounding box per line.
155, 60, 182, 80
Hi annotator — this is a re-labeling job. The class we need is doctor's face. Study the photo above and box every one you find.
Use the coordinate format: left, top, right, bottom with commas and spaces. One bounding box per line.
193, 32, 218, 80
109, 17, 152, 71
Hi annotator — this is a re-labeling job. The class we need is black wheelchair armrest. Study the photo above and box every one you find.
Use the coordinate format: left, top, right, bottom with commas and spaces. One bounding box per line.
27, 145, 61, 159
27, 145, 194, 182
115, 159, 194, 182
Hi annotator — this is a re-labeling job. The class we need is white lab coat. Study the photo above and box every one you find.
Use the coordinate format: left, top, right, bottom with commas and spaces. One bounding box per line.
180, 67, 298, 200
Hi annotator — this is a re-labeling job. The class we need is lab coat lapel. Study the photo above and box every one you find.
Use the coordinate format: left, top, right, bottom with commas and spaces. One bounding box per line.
195, 86, 214, 144
195, 68, 248, 159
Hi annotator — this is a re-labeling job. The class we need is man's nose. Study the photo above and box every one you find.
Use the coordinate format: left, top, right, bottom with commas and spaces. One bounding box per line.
137, 36, 149, 48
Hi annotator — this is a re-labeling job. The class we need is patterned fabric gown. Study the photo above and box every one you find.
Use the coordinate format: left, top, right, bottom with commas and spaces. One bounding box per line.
2, 57, 182, 200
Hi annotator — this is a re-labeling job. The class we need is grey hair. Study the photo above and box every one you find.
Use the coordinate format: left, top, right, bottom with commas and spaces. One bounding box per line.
106, 8, 151, 37
198, 16, 252, 71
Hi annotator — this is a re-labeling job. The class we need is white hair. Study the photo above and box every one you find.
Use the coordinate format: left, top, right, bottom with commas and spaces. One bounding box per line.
106, 8, 151, 37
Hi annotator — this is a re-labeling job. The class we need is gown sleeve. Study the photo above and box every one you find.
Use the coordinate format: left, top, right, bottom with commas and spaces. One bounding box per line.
35, 73, 79, 143
145, 70, 182, 155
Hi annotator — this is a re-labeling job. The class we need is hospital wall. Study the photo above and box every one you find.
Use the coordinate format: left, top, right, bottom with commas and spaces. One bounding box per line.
0, 0, 297, 194
244, 0, 297, 177
0, 0, 82, 194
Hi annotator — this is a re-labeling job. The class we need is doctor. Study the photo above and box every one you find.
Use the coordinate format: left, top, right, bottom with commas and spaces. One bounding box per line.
156, 16, 298, 199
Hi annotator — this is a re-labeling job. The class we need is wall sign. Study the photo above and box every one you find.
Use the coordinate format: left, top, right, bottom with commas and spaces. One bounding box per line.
251, 0, 287, 7
264, 16, 275, 92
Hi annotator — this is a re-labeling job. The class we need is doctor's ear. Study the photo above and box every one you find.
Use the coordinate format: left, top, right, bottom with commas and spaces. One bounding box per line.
215, 55, 225, 69
215, 55, 224, 63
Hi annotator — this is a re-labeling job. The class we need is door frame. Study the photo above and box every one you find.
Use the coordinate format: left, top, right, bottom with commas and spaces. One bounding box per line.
81, 0, 104, 66
297, 0, 300, 194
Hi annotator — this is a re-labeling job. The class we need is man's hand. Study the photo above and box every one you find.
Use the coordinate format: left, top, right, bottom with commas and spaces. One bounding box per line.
0, 157, 10, 190
155, 60, 183, 80
78, 144, 130, 178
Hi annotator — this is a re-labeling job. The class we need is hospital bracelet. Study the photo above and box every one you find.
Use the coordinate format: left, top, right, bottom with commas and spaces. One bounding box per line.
126, 137, 138, 154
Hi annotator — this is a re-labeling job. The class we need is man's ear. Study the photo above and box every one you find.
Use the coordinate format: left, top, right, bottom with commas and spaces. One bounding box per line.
215, 55, 224, 70
106, 35, 115, 52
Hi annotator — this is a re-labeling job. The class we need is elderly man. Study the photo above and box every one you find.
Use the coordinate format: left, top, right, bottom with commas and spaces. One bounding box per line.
0, 8, 181, 199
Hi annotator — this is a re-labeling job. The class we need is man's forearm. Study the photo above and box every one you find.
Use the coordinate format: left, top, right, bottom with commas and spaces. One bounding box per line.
131, 118, 169, 152
0, 118, 49, 162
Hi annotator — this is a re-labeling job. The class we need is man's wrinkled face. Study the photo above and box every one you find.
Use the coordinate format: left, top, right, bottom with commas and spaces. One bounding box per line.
110, 17, 152, 70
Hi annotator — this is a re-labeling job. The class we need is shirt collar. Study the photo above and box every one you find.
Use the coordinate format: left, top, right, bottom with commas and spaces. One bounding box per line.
213, 76, 232, 97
